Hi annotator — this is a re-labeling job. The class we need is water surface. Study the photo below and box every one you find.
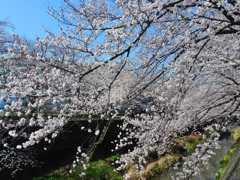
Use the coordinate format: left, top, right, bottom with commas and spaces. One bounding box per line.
158, 137, 234, 180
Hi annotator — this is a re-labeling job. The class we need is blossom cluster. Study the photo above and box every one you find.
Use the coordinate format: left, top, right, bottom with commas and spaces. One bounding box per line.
1, 0, 240, 178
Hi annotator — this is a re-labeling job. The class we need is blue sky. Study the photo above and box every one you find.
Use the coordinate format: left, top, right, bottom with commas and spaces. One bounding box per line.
0, 0, 63, 40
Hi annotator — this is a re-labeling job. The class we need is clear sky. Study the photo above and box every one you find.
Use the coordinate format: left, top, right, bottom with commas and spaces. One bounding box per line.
0, 0, 63, 40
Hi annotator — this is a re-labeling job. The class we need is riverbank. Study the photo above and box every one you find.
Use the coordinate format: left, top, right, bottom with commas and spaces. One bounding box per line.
216, 128, 240, 180
34, 132, 228, 180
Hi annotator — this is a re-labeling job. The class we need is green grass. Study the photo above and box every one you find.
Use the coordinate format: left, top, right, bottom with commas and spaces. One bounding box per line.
175, 134, 206, 154
215, 145, 237, 180
34, 154, 122, 180
215, 130, 240, 180
33, 134, 208, 180
230, 131, 235, 139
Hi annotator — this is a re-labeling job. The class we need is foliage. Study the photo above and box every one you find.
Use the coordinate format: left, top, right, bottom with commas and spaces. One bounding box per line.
34, 154, 122, 180
143, 134, 205, 179
144, 154, 183, 179
35, 133, 205, 180
174, 134, 205, 153
215, 144, 237, 180
216, 129, 240, 180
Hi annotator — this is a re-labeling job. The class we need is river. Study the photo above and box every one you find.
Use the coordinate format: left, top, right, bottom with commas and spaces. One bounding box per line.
158, 136, 234, 180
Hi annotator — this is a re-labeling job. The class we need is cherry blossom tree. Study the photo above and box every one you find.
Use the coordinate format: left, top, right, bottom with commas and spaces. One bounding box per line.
1, 0, 240, 179
0, 19, 15, 55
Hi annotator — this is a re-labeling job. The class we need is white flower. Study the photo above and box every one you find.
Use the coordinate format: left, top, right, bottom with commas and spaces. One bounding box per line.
18, 118, 26, 126
95, 129, 100, 136
52, 133, 58, 138
16, 145, 22, 149
0, 110, 3, 116
9, 130, 18, 137
29, 118, 35, 126
4, 105, 9, 110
